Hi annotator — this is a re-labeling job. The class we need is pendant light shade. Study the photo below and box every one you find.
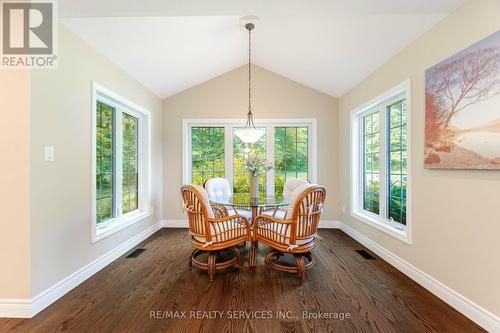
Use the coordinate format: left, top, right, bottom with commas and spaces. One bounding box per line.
234, 126, 265, 144
234, 22, 265, 144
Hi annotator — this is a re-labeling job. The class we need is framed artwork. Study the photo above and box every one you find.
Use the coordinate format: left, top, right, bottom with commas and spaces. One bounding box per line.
425, 30, 500, 169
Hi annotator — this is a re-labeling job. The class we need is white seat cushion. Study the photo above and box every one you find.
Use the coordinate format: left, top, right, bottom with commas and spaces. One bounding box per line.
277, 179, 309, 218
193, 235, 206, 243
283, 179, 309, 201
286, 183, 316, 218
295, 238, 313, 245
205, 179, 252, 220
193, 185, 215, 218
205, 178, 231, 203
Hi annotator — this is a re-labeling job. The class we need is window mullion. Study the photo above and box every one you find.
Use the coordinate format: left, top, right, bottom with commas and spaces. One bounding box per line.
358, 117, 364, 213
379, 105, 388, 221
187, 125, 193, 183
115, 109, 123, 218
267, 124, 275, 197
308, 124, 313, 182
226, 124, 233, 192
137, 116, 143, 211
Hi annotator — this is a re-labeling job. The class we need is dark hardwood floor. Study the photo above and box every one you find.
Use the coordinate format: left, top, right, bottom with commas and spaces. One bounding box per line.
0, 229, 484, 333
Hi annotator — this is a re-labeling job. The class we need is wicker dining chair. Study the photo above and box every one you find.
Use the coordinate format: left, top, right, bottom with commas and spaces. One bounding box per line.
253, 185, 326, 284
181, 185, 251, 281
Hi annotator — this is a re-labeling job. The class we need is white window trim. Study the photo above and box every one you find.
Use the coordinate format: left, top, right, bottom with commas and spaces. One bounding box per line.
350, 79, 412, 244
91, 81, 152, 243
182, 118, 318, 196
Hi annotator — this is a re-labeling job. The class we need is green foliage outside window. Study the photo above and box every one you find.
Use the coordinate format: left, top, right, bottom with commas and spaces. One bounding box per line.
363, 112, 380, 215
122, 113, 139, 214
274, 127, 308, 198
233, 128, 266, 200
191, 127, 225, 185
388, 100, 407, 225
96, 101, 114, 223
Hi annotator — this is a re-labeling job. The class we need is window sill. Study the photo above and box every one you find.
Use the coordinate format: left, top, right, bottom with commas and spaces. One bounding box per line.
92, 210, 152, 243
351, 211, 411, 244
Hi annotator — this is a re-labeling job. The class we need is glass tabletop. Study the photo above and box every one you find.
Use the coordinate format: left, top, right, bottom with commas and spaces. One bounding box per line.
211, 194, 288, 208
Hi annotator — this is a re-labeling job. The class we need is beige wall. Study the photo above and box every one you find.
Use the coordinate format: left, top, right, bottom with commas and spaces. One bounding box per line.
339, 0, 500, 317
0, 70, 31, 299
163, 65, 339, 221
30, 24, 163, 296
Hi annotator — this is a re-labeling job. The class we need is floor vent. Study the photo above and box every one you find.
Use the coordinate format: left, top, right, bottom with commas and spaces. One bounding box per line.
355, 250, 375, 260
126, 248, 146, 258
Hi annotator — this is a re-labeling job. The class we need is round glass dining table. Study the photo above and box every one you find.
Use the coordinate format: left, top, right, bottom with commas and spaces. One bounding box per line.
210, 195, 288, 268
210, 195, 288, 222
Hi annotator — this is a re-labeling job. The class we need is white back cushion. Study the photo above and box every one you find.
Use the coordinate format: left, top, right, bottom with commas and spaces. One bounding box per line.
283, 179, 309, 201
286, 183, 315, 219
205, 178, 231, 203
193, 185, 215, 218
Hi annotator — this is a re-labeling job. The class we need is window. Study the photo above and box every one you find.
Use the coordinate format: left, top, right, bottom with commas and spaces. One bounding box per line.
184, 119, 316, 199
96, 101, 115, 223
351, 80, 411, 243
387, 100, 407, 224
122, 113, 139, 214
191, 127, 225, 185
92, 82, 151, 242
274, 127, 308, 198
362, 112, 380, 215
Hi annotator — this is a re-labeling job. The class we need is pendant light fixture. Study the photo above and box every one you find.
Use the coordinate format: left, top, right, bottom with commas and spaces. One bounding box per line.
234, 22, 265, 144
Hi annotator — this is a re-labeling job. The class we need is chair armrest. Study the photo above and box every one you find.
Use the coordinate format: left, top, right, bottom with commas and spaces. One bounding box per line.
254, 214, 293, 226
209, 214, 250, 225
207, 215, 251, 243
210, 204, 228, 218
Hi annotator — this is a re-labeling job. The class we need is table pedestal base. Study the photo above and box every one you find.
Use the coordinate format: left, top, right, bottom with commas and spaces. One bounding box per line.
249, 241, 258, 268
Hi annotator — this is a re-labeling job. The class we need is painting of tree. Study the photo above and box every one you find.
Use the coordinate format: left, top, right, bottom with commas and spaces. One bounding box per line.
425, 30, 500, 169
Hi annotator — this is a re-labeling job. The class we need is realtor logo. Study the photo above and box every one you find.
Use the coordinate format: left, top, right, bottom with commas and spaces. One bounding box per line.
1, 0, 57, 68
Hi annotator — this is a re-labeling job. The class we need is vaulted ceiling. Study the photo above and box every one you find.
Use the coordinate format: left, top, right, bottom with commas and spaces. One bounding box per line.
60, 0, 466, 99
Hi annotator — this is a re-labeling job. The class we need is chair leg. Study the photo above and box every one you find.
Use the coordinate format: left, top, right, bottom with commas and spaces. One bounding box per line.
294, 254, 306, 285
236, 248, 242, 268
189, 249, 196, 270
264, 250, 277, 275
208, 252, 216, 282
304, 252, 312, 263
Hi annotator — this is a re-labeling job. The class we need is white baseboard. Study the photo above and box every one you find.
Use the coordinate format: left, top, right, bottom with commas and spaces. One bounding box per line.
161, 219, 342, 229
0, 221, 162, 318
318, 220, 341, 228
161, 220, 187, 228
0, 299, 31, 318
339, 222, 500, 333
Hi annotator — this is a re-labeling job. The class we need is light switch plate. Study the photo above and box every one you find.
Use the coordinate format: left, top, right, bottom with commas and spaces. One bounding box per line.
44, 146, 54, 162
